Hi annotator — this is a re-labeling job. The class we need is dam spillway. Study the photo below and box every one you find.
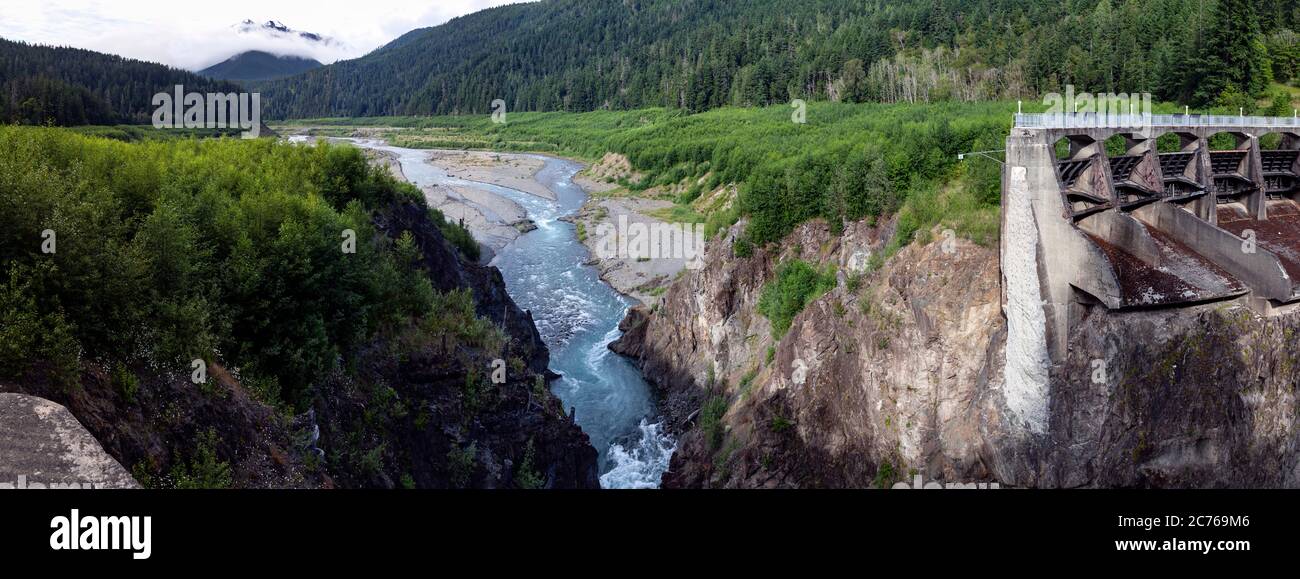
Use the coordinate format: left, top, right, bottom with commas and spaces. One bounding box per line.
1000, 113, 1300, 435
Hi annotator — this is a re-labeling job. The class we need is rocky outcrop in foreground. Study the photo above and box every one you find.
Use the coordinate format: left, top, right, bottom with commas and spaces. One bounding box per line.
613, 217, 1300, 488
0, 393, 138, 489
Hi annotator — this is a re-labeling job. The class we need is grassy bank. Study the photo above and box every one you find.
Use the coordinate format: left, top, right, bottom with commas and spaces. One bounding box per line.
279, 101, 1014, 250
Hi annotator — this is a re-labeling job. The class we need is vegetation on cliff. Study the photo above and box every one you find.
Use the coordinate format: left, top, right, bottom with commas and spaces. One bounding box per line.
0, 127, 595, 488
0, 127, 468, 405
757, 260, 837, 338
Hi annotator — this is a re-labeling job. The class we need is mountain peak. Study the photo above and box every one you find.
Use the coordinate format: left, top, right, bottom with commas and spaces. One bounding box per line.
234, 19, 334, 45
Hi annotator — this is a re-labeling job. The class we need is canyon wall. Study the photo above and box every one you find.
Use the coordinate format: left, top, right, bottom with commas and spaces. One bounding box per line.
613, 218, 1300, 488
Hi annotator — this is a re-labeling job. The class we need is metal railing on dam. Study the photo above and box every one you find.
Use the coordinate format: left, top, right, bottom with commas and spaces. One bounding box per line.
1014, 113, 1300, 130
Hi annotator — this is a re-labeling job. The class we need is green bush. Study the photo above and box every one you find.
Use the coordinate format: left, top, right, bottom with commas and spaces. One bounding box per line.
757, 260, 836, 339
514, 440, 544, 490
422, 288, 507, 358
699, 396, 729, 450
873, 461, 897, 489
170, 428, 232, 489
738, 368, 758, 397
447, 442, 477, 488
0, 126, 470, 406
0, 265, 80, 386
111, 362, 139, 404
733, 237, 754, 258
427, 208, 480, 261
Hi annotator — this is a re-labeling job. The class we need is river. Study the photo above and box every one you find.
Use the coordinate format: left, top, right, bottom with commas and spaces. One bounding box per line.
334, 139, 675, 489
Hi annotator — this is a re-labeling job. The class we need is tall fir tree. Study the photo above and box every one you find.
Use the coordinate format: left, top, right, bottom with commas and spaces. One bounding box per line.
1194, 0, 1273, 105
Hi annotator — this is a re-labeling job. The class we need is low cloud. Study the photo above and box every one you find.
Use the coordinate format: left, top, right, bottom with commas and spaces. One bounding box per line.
0, 0, 535, 71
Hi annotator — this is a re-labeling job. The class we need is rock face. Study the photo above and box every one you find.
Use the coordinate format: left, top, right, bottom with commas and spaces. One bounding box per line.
612, 217, 1300, 488
1043, 304, 1300, 488
4, 358, 323, 488
0, 393, 139, 489
333, 199, 598, 488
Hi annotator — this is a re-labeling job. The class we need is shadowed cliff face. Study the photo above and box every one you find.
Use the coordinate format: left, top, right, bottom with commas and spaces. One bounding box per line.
2, 198, 599, 489
320, 199, 599, 489
613, 217, 1300, 488
1044, 305, 1300, 488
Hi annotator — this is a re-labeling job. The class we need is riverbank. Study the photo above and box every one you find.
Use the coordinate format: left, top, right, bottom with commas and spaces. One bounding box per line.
565, 196, 688, 305
361, 135, 689, 305
295, 127, 690, 305
430, 149, 557, 200
357, 144, 540, 258
564, 154, 693, 305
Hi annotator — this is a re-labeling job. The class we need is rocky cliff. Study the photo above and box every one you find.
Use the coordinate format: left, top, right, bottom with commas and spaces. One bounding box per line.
612, 217, 1300, 488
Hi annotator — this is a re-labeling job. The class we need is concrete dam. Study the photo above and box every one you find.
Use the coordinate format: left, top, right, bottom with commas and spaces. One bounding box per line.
1000, 113, 1300, 435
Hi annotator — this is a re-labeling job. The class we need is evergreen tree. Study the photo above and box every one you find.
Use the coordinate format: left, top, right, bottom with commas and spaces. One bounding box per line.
1194, 0, 1273, 105
9, 0, 1300, 120
0, 38, 242, 126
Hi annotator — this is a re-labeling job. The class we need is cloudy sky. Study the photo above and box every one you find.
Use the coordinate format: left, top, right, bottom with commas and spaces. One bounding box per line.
0, 0, 532, 70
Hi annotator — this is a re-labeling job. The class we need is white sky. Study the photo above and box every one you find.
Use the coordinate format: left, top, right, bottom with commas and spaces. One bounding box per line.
0, 0, 533, 70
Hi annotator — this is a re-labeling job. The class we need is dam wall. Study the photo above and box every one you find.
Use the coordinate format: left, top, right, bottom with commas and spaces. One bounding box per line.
1001, 114, 1300, 437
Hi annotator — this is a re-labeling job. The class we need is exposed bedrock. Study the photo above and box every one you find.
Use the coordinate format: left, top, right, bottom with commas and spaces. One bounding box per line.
611, 217, 1300, 488
0, 393, 139, 489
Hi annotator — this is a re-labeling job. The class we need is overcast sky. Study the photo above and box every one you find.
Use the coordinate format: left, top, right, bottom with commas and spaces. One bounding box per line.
0, 0, 533, 70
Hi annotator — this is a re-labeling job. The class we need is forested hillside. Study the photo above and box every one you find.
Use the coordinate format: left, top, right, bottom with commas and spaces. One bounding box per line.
5, 0, 1296, 123
259, 0, 1300, 118
0, 38, 241, 125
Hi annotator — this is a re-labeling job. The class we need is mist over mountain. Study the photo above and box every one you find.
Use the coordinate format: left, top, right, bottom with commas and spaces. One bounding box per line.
191, 19, 346, 74
235, 19, 339, 46
198, 50, 323, 81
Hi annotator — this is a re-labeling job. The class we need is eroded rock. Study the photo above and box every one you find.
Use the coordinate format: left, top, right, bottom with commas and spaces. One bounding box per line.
613, 214, 1300, 488
0, 393, 139, 489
